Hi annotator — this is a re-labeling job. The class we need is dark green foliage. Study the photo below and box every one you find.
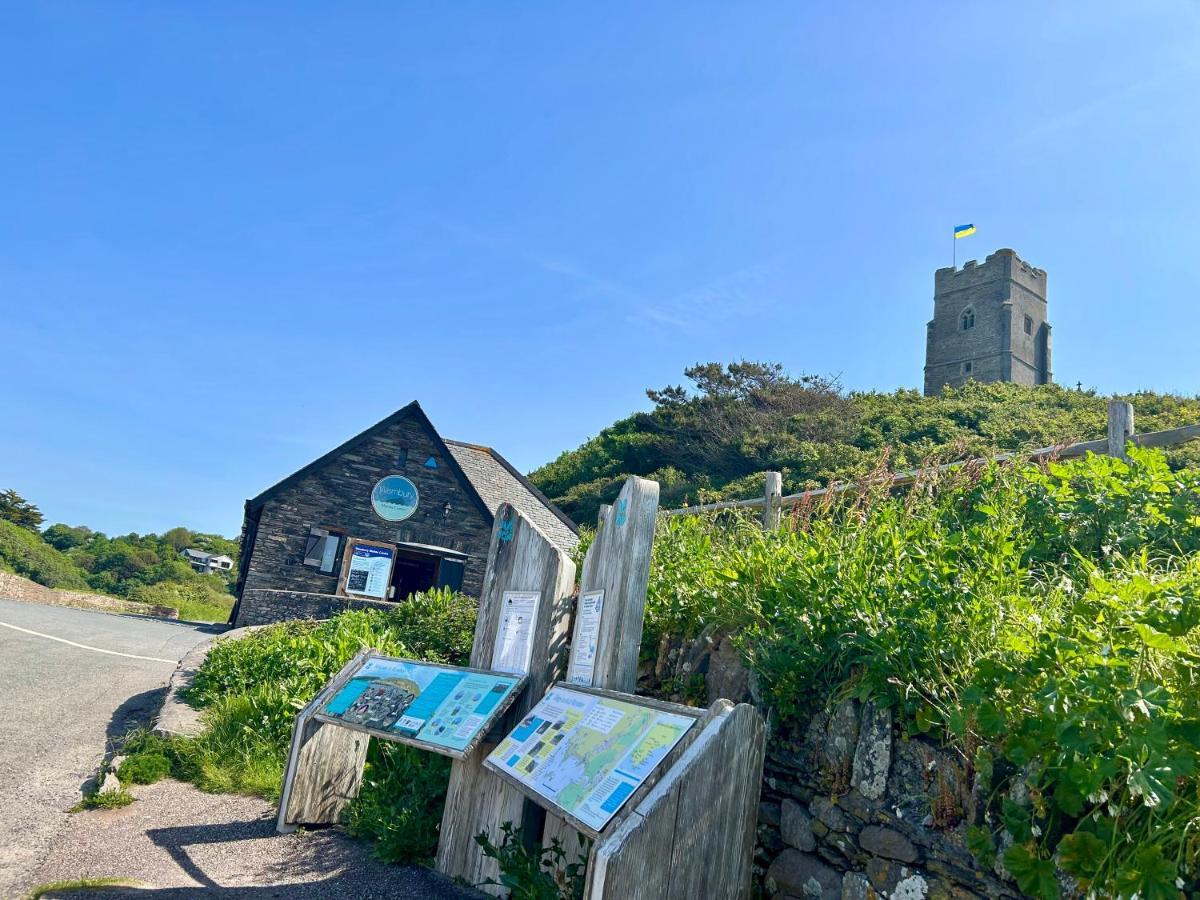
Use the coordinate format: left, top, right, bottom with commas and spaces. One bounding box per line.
640, 448, 1200, 899
530, 365, 1200, 523
0, 488, 44, 530
346, 741, 451, 864
118, 752, 172, 785
0, 519, 89, 589
474, 822, 589, 900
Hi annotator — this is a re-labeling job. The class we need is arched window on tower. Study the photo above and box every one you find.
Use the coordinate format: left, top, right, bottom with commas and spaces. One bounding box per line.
961, 308, 975, 330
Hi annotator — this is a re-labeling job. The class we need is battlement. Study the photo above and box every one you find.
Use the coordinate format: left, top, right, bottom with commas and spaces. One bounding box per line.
934, 248, 1046, 298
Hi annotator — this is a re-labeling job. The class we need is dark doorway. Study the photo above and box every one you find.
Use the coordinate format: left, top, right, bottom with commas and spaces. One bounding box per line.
390, 550, 439, 601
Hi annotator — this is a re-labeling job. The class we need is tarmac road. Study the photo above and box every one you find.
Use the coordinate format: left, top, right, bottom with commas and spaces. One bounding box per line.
0, 598, 217, 899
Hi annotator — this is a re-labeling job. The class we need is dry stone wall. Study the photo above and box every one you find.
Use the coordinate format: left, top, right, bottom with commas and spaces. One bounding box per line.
755, 699, 1021, 900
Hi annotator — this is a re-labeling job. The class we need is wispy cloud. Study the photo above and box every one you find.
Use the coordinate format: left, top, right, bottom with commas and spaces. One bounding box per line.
626, 255, 783, 333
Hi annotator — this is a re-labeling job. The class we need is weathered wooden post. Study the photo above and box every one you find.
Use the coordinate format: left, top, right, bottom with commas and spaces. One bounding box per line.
436, 503, 576, 892
543, 476, 659, 862
276, 649, 373, 832
762, 471, 782, 531
1107, 400, 1135, 461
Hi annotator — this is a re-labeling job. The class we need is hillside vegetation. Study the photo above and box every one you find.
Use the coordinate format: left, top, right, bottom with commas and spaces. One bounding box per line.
530, 362, 1200, 522
0, 491, 238, 622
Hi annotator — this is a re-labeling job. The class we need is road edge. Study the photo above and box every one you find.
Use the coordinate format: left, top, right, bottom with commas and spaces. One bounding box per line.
155, 625, 260, 737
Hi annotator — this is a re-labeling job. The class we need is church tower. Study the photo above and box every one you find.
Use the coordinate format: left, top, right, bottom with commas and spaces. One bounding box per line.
923, 248, 1052, 396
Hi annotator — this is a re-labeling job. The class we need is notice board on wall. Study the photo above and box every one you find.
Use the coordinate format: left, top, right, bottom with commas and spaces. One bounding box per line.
483, 684, 700, 836
314, 653, 527, 759
340, 540, 396, 600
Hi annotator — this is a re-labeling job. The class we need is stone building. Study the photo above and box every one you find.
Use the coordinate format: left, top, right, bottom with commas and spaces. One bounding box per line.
923, 248, 1052, 396
230, 401, 577, 627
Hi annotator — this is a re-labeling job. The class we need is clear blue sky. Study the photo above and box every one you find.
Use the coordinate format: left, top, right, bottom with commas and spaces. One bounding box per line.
3, 2, 1198, 537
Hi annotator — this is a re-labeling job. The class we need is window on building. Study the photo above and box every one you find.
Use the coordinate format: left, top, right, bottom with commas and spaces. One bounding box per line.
961, 309, 975, 330
1024, 315, 1033, 335
396, 449, 409, 467
962, 361, 973, 375
303, 527, 345, 575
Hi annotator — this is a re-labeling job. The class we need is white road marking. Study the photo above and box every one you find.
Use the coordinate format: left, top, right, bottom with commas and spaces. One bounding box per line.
0, 619, 177, 664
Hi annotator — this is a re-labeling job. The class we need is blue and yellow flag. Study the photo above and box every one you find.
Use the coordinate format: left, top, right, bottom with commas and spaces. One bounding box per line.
954, 224, 976, 239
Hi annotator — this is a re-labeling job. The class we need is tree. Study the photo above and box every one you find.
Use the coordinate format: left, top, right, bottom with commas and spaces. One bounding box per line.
43, 523, 93, 551
0, 489, 44, 532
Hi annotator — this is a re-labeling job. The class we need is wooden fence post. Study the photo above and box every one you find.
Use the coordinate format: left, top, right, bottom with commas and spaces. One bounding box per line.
762, 471, 782, 531
542, 476, 660, 859
1107, 400, 1136, 461
435, 504, 576, 894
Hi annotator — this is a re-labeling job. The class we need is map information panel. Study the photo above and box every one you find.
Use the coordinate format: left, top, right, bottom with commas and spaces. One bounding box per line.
318, 655, 523, 756
484, 685, 695, 833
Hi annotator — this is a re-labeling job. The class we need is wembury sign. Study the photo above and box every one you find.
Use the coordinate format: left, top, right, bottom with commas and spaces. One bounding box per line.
371, 475, 419, 521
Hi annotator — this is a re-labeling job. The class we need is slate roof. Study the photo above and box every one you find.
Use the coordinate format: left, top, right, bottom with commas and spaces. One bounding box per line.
243, 401, 578, 554
444, 440, 578, 553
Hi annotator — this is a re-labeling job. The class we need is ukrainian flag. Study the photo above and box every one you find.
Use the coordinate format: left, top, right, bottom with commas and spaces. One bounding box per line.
954, 224, 976, 239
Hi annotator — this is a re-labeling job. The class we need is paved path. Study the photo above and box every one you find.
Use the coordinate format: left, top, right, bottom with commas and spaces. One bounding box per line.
0, 598, 216, 899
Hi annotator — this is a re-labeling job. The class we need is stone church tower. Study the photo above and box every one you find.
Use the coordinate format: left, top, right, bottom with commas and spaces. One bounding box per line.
923, 248, 1052, 396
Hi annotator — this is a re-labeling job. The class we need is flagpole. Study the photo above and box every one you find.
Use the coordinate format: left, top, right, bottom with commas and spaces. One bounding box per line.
952, 228, 956, 269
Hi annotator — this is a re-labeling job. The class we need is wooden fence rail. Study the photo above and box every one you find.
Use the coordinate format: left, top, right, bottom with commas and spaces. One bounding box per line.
665, 401, 1200, 519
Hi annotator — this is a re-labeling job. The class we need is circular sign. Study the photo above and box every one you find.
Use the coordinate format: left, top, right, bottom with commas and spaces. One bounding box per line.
371, 475, 420, 521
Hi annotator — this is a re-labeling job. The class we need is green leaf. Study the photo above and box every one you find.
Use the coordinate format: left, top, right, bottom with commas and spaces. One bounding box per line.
1056, 831, 1105, 879
1113, 846, 1179, 900
976, 701, 1006, 738
1001, 799, 1033, 842
966, 825, 996, 869
1133, 622, 1189, 653
1003, 845, 1059, 900
1127, 762, 1176, 808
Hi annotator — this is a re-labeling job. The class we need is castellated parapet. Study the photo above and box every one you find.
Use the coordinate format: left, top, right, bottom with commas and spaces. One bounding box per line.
923, 248, 1052, 396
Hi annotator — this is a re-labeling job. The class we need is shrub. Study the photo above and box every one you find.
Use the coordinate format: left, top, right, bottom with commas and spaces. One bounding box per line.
0, 519, 89, 589
118, 752, 172, 785
127, 578, 234, 623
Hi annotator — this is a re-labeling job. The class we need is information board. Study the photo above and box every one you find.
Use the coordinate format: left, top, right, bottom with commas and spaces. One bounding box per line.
316, 654, 526, 758
343, 543, 394, 599
567, 590, 604, 685
484, 685, 696, 834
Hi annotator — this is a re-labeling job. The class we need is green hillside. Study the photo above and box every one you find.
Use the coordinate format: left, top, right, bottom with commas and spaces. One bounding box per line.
530, 362, 1200, 522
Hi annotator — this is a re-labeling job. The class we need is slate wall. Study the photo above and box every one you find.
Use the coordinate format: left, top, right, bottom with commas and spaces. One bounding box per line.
234, 588, 402, 626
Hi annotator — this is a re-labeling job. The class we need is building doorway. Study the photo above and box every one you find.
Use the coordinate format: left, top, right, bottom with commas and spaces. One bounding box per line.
390, 550, 439, 601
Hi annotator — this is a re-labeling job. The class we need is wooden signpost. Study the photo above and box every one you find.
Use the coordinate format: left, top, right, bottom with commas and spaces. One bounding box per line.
543, 475, 659, 859
435, 503, 577, 892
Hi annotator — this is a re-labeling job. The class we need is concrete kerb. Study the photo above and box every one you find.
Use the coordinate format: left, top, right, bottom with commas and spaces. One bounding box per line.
155, 625, 262, 737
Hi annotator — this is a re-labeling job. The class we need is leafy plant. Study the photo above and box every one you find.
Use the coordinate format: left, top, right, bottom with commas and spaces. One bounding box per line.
474, 822, 589, 900
118, 752, 172, 785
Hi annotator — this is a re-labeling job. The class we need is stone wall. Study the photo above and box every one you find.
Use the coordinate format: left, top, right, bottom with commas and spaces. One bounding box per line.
233, 588, 407, 627
755, 699, 1021, 900
0, 571, 176, 618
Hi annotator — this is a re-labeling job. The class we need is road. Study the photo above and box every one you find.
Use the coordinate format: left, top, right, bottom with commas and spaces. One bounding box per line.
0, 598, 216, 899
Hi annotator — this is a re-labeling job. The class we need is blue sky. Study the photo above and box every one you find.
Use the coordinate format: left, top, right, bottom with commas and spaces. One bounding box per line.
3, 2, 1199, 537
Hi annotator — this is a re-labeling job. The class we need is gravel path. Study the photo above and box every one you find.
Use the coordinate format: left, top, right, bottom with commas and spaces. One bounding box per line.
30, 779, 485, 899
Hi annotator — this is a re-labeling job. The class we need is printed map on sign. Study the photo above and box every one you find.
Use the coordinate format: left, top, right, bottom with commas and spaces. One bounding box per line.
319, 656, 523, 755
485, 685, 695, 832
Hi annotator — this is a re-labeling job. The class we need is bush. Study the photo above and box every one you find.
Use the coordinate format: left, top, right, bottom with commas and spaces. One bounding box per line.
0, 519, 89, 589
127, 578, 234, 623
640, 448, 1200, 898
118, 752, 172, 785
